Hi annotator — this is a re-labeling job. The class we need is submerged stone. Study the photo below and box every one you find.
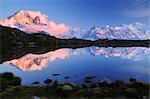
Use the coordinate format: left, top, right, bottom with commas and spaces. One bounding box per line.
85, 75, 96, 79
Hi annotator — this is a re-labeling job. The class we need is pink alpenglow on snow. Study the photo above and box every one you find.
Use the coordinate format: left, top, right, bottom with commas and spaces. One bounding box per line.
0, 10, 69, 37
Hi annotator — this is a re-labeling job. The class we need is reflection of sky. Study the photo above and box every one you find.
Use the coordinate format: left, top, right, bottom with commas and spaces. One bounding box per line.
0, 47, 149, 85
5, 47, 150, 71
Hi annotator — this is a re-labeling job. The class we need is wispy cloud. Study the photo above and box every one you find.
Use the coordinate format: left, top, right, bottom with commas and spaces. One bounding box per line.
124, 0, 149, 8
122, 0, 150, 18
124, 8, 150, 18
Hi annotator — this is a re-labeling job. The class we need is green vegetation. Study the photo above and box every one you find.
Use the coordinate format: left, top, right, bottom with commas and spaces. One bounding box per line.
0, 72, 21, 92
0, 72, 149, 98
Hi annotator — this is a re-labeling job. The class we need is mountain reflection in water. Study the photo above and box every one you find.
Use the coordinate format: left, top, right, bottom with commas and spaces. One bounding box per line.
7, 49, 69, 71
5, 47, 149, 71
0, 47, 149, 85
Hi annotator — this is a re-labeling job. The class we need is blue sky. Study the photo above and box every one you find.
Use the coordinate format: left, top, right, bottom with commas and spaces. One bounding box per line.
0, 0, 149, 29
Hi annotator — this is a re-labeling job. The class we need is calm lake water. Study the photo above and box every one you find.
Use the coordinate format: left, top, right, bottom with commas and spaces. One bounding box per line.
0, 46, 149, 85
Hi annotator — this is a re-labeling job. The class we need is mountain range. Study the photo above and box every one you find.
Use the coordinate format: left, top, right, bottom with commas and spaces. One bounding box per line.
0, 10, 149, 40
7, 47, 149, 71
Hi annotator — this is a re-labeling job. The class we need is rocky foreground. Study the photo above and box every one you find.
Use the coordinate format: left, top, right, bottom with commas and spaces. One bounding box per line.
0, 72, 149, 98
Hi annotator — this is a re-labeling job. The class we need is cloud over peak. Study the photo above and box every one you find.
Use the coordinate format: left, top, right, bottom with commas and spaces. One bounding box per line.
0, 10, 149, 40
0, 10, 69, 37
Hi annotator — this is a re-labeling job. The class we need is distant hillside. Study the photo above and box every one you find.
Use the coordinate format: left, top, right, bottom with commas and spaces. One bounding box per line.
0, 25, 149, 63
0, 25, 92, 63
0, 25, 57, 46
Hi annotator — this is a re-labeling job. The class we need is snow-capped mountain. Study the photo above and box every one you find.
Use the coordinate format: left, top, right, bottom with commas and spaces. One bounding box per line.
84, 26, 106, 40
61, 24, 149, 40
62, 27, 87, 39
0, 10, 69, 38
83, 24, 149, 40
0, 10, 149, 40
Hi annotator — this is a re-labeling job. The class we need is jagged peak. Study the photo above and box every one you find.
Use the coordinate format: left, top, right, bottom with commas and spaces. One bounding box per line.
7, 10, 48, 25
0, 10, 148, 39
0, 10, 69, 37
105, 24, 110, 28
9, 10, 48, 18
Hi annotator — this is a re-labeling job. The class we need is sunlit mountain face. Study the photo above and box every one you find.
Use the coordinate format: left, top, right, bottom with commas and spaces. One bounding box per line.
0, 10, 149, 40
6, 47, 149, 71
0, 10, 69, 38
83, 25, 149, 40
